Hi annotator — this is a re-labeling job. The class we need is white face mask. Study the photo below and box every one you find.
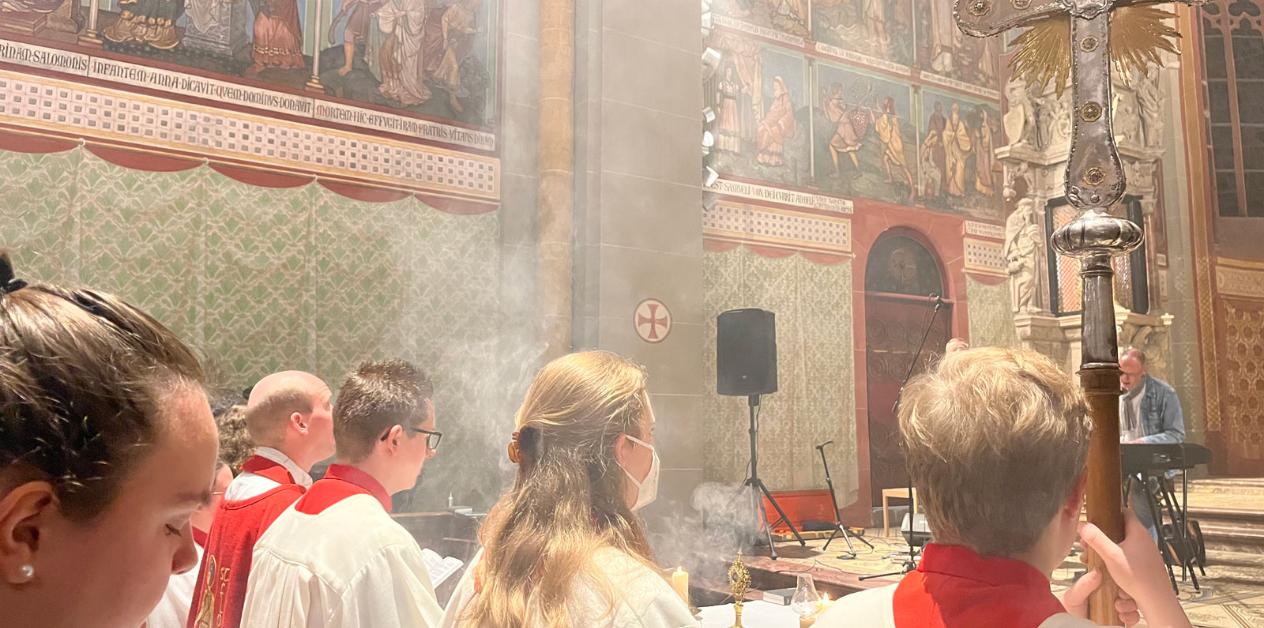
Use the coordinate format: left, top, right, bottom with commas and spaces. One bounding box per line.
619, 434, 659, 511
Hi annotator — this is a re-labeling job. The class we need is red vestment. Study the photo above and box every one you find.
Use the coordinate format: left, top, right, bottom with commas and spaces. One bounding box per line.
186, 455, 305, 628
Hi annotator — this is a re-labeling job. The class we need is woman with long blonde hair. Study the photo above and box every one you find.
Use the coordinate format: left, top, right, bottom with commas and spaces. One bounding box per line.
442, 351, 698, 628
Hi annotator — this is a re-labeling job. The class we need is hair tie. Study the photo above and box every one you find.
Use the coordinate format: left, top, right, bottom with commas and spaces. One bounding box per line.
1, 277, 26, 295
0, 250, 25, 295
507, 430, 522, 464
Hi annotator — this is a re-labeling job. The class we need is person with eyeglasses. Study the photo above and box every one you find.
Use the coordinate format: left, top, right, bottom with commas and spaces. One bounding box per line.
241, 359, 444, 627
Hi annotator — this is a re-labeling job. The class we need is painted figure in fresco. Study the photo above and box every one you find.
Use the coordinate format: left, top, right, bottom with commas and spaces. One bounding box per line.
719, 0, 754, 19
975, 107, 995, 196
862, 0, 890, 58
433, 0, 483, 113
1004, 198, 1041, 314
823, 82, 868, 178
248, 0, 305, 72
875, 96, 914, 195
920, 131, 944, 199
103, 0, 185, 49
716, 65, 744, 154
376, 0, 432, 105
977, 36, 997, 85
758, 76, 797, 167
943, 103, 974, 198
330, 0, 387, 76
768, 0, 808, 36
927, 101, 948, 196
928, 0, 961, 74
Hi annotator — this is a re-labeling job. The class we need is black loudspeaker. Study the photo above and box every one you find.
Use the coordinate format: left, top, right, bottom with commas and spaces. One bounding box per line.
717, 308, 778, 396
900, 513, 933, 548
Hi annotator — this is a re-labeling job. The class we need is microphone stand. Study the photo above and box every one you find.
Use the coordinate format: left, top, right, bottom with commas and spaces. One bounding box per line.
818, 440, 873, 558
861, 294, 944, 581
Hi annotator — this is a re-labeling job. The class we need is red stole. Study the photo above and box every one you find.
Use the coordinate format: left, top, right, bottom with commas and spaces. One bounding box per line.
295, 464, 393, 515
892, 544, 1066, 628
186, 455, 306, 628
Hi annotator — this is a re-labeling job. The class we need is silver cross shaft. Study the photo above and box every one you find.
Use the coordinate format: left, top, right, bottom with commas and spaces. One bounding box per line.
955, 0, 1200, 211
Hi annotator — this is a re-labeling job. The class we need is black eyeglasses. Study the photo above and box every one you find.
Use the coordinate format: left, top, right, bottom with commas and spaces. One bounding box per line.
379, 426, 442, 451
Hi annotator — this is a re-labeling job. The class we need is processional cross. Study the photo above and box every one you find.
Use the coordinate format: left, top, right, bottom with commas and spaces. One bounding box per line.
955, 1, 1207, 623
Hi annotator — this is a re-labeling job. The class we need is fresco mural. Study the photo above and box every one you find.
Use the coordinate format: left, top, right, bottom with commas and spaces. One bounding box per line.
0, 0, 499, 128
811, 0, 913, 68
914, 1, 999, 91
708, 33, 810, 187
812, 61, 915, 205
919, 89, 1002, 220
713, 0, 810, 38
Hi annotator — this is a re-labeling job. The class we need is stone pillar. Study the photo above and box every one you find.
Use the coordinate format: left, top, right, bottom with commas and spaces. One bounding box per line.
537, 0, 574, 361
572, 0, 705, 520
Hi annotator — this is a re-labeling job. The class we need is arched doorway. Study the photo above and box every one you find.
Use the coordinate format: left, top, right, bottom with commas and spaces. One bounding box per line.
864, 231, 952, 506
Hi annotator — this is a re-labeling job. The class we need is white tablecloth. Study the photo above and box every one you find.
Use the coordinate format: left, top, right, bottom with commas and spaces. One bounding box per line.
698, 600, 804, 627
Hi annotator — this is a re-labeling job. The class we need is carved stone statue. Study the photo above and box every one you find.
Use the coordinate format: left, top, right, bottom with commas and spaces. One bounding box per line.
1004, 198, 1041, 314
1113, 87, 1143, 147
1034, 88, 1071, 150
1136, 67, 1164, 149
1003, 77, 1037, 147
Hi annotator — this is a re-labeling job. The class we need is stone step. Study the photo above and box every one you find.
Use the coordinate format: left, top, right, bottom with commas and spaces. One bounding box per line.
1187, 478, 1264, 497
1197, 522, 1264, 555
1200, 549, 1264, 590
1188, 506, 1264, 527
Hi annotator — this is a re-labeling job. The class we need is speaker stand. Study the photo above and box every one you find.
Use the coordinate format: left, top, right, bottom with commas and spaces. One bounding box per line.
743, 394, 805, 560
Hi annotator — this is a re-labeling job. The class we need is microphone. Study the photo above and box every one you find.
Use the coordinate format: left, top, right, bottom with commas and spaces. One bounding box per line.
816, 440, 833, 451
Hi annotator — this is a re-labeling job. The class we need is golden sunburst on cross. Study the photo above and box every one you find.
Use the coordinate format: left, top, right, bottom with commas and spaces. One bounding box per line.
956, 0, 1208, 211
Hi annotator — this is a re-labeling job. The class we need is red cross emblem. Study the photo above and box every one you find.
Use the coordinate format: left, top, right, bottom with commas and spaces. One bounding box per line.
634, 299, 672, 344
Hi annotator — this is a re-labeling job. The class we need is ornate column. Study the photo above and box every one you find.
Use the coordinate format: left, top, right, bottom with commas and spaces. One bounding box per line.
78, 0, 102, 46
306, 0, 324, 92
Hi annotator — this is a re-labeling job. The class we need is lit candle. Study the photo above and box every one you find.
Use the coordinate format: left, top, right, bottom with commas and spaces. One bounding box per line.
817, 592, 832, 614
671, 566, 690, 607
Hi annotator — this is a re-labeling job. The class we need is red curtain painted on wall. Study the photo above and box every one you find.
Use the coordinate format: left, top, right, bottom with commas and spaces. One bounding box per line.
0, 128, 497, 215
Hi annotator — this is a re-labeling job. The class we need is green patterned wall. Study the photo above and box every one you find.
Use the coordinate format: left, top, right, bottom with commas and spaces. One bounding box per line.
0, 147, 509, 510
966, 276, 1019, 349
703, 248, 859, 500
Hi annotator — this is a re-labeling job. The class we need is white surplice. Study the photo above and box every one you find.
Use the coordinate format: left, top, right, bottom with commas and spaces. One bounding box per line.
241, 493, 442, 627
441, 547, 699, 628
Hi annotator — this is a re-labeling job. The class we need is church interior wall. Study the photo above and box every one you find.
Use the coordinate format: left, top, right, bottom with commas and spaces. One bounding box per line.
702, 245, 858, 502
701, 0, 1013, 520
0, 145, 515, 510
1172, 1, 1264, 476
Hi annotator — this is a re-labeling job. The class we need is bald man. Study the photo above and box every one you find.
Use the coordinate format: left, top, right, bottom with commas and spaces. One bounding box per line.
187, 371, 336, 628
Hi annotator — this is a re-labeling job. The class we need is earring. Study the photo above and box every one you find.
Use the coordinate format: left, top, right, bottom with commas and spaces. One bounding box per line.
17, 564, 33, 581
